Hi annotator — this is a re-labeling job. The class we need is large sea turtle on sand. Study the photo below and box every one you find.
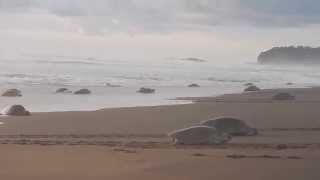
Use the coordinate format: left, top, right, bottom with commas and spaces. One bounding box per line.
2, 105, 30, 116
201, 117, 258, 136
168, 126, 231, 145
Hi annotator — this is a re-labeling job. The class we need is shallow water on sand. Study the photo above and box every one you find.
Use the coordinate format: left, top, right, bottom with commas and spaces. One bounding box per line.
0, 84, 239, 112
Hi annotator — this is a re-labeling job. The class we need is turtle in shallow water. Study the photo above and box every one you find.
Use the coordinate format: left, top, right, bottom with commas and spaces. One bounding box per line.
74, 89, 91, 95
244, 83, 254, 86
137, 87, 155, 94
56, 88, 72, 93
244, 85, 260, 92
168, 126, 231, 145
188, 83, 200, 88
201, 117, 258, 136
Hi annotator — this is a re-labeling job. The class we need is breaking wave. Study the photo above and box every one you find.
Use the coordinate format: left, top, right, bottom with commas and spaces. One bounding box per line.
34, 60, 105, 66
207, 77, 260, 83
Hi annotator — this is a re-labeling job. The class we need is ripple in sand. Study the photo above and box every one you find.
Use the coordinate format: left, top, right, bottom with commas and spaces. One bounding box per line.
0, 122, 3, 125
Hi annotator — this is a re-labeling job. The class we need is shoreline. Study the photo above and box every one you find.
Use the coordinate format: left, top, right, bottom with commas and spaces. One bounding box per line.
0, 82, 310, 113
1, 87, 320, 179
1, 87, 320, 134
1, 86, 317, 114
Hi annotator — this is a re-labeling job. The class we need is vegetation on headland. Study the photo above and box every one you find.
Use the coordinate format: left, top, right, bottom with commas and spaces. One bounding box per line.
258, 46, 320, 64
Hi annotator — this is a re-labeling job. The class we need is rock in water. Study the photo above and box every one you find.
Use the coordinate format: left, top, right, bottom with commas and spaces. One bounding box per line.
201, 117, 258, 136
74, 89, 91, 95
1, 89, 22, 97
56, 88, 72, 93
188, 84, 200, 88
244, 85, 260, 92
168, 126, 231, 145
2, 105, 30, 116
137, 87, 155, 94
273, 92, 295, 101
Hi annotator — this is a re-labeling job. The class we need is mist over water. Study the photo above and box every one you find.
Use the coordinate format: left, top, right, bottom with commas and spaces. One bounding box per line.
0, 54, 320, 112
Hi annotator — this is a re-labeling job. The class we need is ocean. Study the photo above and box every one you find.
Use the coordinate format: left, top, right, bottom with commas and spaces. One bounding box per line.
0, 55, 319, 112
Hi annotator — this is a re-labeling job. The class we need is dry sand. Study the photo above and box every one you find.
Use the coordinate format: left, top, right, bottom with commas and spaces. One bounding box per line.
1, 87, 320, 179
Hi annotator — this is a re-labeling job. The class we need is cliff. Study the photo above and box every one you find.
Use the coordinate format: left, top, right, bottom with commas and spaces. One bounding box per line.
258, 46, 320, 64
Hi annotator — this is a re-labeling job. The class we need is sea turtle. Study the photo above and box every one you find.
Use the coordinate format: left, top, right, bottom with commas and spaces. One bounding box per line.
168, 126, 231, 145
56, 88, 72, 93
272, 92, 295, 101
244, 85, 260, 92
188, 84, 200, 88
137, 87, 155, 94
201, 117, 258, 136
2, 105, 30, 116
244, 83, 254, 86
74, 89, 91, 95
1, 89, 22, 97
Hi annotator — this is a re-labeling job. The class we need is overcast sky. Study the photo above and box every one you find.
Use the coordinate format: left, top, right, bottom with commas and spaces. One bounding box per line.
1, 0, 320, 62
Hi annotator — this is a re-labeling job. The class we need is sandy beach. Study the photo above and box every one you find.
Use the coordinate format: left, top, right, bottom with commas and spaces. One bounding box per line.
2, 1, 320, 179
1, 87, 320, 179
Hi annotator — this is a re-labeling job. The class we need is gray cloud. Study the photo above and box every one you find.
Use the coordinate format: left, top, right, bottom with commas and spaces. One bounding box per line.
1, 0, 320, 34
0, 0, 36, 12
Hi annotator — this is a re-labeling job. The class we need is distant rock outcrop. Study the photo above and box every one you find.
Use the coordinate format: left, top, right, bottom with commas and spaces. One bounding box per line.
1, 89, 22, 97
168, 126, 231, 145
2, 105, 30, 116
258, 46, 320, 64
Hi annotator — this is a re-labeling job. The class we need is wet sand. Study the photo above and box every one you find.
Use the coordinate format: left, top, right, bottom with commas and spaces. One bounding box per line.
1, 145, 319, 180
1, 87, 320, 179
